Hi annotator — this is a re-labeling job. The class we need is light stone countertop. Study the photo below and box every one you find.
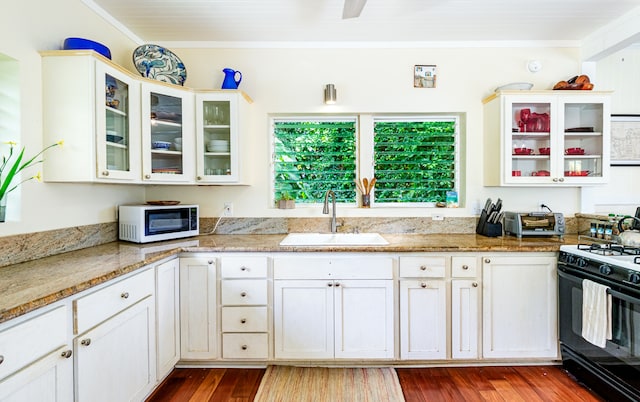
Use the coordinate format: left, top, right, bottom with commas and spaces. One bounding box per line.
0, 233, 578, 324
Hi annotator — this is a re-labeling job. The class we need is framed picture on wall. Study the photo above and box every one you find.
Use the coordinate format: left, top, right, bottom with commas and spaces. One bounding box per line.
414, 65, 436, 88
611, 114, 640, 166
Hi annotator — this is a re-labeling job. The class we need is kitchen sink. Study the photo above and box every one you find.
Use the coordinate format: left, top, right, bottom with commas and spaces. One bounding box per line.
279, 232, 389, 246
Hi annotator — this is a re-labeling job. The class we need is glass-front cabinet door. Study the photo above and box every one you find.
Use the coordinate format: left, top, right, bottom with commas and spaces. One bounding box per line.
95, 63, 141, 181
195, 92, 250, 183
141, 82, 194, 182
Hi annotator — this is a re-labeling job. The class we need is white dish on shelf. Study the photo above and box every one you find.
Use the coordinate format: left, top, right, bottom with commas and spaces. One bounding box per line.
495, 82, 533, 91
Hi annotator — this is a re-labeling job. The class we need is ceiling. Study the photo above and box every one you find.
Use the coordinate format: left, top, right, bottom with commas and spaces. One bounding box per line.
86, 0, 640, 45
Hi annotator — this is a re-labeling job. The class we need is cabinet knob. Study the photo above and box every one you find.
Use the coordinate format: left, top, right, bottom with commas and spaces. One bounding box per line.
101, 171, 109, 176
559, 178, 565, 182
208, 260, 214, 265
420, 282, 427, 288
240, 318, 247, 324
420, 265, 427, 271
240, 266, 247, 271
335, 282, 341, 287
472, 282, 479, 288
197, 176, 202, 180
240, 292, 247, 297
144, 174, 151, 179
553, 178, 558, 182
61, 350, 73, 359
241, 345, 248, 350
81, 338, 91, 346
328, 282, 333, 287
121, 292, 129, 299
462, 265, 469, 270
484, 258, 491, 263
0, 355, 3, 365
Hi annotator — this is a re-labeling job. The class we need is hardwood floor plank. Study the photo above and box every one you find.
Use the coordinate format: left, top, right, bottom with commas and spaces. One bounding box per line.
189, 368, 226, 401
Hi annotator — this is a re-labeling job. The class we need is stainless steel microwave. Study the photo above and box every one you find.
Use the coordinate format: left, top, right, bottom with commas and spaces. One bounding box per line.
118, 204, 199, 243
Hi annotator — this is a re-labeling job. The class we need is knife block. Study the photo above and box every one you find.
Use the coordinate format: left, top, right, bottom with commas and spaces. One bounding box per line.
476, 210, 503, 237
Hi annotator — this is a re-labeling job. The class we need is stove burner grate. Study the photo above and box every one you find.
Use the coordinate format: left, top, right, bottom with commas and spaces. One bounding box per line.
577, 243, 640, 258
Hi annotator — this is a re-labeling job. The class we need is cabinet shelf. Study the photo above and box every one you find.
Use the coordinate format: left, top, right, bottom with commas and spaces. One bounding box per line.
106, 106, 127, 117
151, 149, 182, 156
106, 142, 127, 149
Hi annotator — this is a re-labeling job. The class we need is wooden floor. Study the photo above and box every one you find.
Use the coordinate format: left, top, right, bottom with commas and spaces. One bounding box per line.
146, 366, 604, 402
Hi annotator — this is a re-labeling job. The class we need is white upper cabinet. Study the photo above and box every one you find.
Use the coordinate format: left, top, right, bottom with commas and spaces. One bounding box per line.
41, 51, 250, 185
42, 52, 141, 182
141, 82, 195, 183
195, 92, 252, 184
483, 90, 611, 186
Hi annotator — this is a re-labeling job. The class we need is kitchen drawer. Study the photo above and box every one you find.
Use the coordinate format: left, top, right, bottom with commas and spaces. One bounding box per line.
221, 279, 268, 305
273, 256, 393, 279
74, 268, 154, 334
221, 306, 268, 332
452, 256, 478, 277
222, 333, 268, 359
221, 256, 268, 278
0, 305, 68, 381
399, 256, 446, 278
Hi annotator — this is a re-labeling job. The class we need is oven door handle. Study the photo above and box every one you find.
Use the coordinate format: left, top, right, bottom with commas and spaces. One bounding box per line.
607, 288, 640, 305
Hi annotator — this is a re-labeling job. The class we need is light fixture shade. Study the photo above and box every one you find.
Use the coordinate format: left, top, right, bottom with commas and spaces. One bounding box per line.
324, 84, 336, 104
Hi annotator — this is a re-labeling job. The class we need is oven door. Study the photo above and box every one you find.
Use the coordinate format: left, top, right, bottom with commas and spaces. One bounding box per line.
558, 262, 640, 400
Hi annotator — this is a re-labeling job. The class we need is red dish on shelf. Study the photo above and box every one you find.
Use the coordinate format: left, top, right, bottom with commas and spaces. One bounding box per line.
565, 170, 590, 176
565, 147, 585, 155
539, 147, 550, 155
532, 170, 550, 176
513, 147, 533, 155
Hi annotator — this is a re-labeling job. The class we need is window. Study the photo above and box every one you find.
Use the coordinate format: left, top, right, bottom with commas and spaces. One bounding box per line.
271, 115, 459, 206
373, 118, 457, 204
272, 119, 357, 203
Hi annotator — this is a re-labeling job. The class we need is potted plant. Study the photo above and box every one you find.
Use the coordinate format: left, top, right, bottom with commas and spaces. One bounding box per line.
276, 193, 295, 209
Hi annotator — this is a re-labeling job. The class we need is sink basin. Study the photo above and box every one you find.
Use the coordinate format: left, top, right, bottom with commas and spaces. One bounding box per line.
279, 232, 389, 246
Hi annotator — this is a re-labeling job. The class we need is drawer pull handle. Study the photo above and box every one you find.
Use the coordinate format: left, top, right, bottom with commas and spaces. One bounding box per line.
240, 292, 247, 297
81, 338, 91, 347
421, 282, 427, 288
473, 282, 478, 288
241, 318, 247, 324
240, 266, 247, 271
462, 265, 469, 270
121, 292, 129, 299
420, 265, 427, 271
241, 345, 248, 350
0, 355, 3, 365
61, 350, 73, 359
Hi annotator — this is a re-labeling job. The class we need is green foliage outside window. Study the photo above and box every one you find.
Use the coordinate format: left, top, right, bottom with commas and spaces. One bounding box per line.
273, 120, 356, 203
374, 120, 456, 203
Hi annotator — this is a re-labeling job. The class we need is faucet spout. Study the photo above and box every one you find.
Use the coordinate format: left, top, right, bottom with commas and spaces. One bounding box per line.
323, 190, 339, 233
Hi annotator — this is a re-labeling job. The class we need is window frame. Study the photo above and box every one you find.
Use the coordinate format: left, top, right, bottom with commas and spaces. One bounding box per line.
270, 113, 462, 208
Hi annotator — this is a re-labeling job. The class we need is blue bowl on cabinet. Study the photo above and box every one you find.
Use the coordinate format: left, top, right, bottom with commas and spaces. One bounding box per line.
63, 37, 111, 59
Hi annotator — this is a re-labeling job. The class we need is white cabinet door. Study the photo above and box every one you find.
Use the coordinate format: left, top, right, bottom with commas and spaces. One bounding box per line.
141, 82, 195, 183
400, 280, 446, 359
0, 347, 73, 402
156, 258, 180, 380
75, 296, 156, 402
273, 280, 333, 359
482, 254, 558, 359
335, 280, 394, 359
194, 91, 252, 184
180, 257, 217, 360
451, 279, 479, 359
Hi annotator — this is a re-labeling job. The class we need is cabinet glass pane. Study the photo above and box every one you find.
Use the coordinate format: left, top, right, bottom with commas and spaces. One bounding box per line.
105, 74, 130, 171
511, 102, 551, 178
563, 102, 604, 178
202, 100, 231, 176
150, 92, 183, 175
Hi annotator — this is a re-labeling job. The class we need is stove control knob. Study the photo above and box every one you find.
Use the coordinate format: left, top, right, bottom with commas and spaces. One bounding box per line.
576, 257, 588, 268
629, 272, 640, 284
599, 264, 612, 275
566, 255, 576, 265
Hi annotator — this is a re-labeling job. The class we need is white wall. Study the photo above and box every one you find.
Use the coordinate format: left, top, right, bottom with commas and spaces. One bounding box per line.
0, 0, 145, 236
146, 46, 586, 218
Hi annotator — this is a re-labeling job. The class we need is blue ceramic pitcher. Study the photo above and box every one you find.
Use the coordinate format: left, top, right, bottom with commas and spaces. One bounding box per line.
221, 68, 242, 89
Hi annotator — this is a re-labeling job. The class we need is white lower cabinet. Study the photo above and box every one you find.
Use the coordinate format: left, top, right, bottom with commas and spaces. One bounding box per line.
73, 269, 156, 402
0, 305, 73, 402
155, 258, 180, 380
451, 279, 479, 359
400, 279, 446, 359
180, 257, 217, 360
482, 253, 558, 359
273, 256, 394, 360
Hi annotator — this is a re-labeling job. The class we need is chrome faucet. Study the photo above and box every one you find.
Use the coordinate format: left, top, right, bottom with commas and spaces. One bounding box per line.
322, 190, 340, 233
